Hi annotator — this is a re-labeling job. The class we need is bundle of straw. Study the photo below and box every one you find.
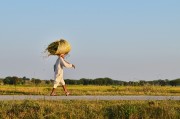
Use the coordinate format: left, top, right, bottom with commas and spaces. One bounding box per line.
46, 39, 71, 56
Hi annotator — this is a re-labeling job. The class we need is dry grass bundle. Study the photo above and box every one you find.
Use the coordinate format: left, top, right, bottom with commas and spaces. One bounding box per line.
46, 39, 71, 56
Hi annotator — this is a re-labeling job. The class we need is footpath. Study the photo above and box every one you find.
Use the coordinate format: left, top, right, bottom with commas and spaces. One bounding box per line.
0, 95, 180, 101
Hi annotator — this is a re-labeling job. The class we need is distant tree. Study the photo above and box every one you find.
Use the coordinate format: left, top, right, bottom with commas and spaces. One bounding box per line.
113, 80, 125, 85
77, 80, 83, 85
104, 77, 113, 85
23, 76, 30, 81
50, 79, 54, 83
3, 77, 12, 84
164, 79, 169, 85
94, 78, 104, 85
3, 76, 24, 85
79, 78, 93, 85
65, 79, 78, 85
123, 82, 128, 86
31, 78, 41, 85
13, 76, 24, 85
157, 79, 166, 86
128, 81, 139, 86
45, 80, 51, 85
128, 81, 134, 86
169, 79, 180, 86
139, 80, 146, 86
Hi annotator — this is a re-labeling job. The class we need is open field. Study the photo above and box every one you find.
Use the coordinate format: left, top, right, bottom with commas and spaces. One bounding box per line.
0, 85, 180, 96
0, 100, 179, 119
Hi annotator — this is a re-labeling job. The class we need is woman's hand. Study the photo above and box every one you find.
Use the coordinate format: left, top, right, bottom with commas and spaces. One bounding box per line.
72, 64, 75, 69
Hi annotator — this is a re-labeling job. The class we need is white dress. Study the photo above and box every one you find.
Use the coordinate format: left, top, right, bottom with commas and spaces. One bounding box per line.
53, 57, 73, 88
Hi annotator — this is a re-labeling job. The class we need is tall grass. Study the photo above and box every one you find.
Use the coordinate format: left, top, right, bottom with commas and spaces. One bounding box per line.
0, 85, 180, 95
0, 100, 179, 119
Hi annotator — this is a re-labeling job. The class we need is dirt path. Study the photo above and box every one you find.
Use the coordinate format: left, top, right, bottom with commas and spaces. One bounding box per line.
0, 95, 179, 101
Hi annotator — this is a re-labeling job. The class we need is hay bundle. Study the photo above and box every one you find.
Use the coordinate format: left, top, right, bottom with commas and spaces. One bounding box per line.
46, 39, 71, 55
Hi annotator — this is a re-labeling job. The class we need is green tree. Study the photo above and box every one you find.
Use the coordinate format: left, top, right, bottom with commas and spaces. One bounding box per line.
31, 78, 41, 85
3, 76, 24, 85
169, 79, 180, 86
45, 80, 51, 85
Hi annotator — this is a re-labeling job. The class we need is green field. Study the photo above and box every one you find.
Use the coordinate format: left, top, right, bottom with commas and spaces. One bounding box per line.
0, 100, 179, 119
0, 85, 180, 96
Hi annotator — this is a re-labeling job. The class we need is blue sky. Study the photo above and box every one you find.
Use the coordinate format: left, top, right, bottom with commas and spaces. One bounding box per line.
0, 0, 180, 81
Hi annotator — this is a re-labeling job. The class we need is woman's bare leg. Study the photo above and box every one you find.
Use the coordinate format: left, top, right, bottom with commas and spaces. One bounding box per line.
62, 85, 68, 92
62, 85, 70, 96
50, 88, 56, 96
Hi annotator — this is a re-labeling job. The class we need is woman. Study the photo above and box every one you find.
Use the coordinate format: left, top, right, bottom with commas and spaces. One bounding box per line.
46, 39, 75, 96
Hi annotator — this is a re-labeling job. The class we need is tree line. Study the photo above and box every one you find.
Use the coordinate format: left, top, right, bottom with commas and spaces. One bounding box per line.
0, 76, 180, 86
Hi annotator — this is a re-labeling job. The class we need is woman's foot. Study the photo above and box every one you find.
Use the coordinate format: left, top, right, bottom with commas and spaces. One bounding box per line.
65, 92, 70, 96
50, 93, 57, 96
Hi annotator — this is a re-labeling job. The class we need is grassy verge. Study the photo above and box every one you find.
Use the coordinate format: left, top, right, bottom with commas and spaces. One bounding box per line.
0, 100, 179, 119
0, 85, 180, 95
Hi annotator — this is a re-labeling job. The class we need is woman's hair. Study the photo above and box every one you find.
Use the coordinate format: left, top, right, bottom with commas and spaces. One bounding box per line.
46, 39, 71, 56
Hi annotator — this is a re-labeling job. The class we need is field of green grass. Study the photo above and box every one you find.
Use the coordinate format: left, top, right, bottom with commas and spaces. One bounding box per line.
0, 85, 180, 96
0, 100, 179, 119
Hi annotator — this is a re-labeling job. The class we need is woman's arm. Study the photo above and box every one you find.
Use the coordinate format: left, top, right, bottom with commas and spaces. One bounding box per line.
60, 57, 73, 68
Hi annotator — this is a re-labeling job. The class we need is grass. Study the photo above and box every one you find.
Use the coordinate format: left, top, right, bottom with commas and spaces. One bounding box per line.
0, 85, 180, 96
0, 100, 179, 119
0, 85, 179, 118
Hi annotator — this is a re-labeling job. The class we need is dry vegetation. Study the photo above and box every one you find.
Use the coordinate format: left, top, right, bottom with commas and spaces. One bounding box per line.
0, 100, 179, 119
0, 85, 179, 96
